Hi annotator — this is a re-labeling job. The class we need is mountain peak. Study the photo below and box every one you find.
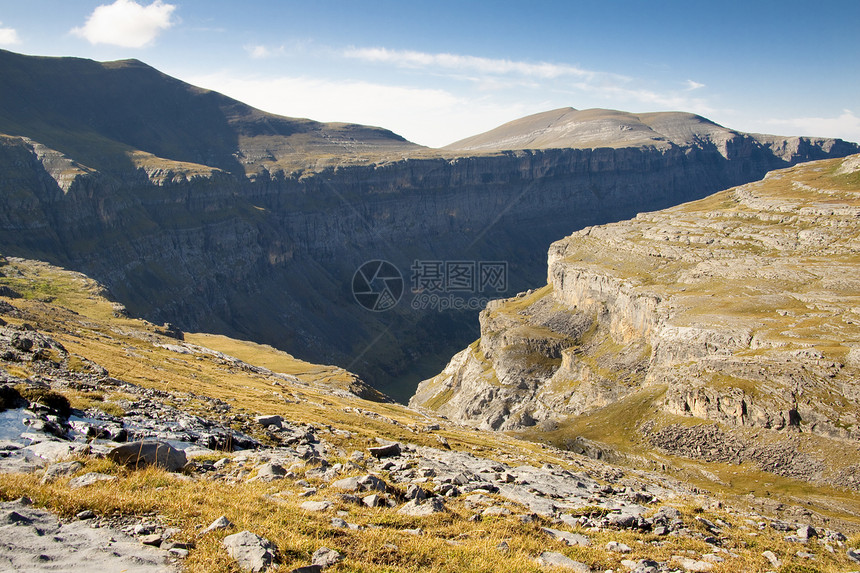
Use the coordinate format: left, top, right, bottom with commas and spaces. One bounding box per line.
443, 107, 739, 152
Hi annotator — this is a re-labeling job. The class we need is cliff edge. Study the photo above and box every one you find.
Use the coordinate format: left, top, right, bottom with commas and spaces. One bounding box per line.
412, 154, 860, 488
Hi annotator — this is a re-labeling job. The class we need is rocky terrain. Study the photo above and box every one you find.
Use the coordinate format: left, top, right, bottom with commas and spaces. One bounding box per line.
2, 256, 860, 572
1, 49, 857, 399
411, 154, 860, 493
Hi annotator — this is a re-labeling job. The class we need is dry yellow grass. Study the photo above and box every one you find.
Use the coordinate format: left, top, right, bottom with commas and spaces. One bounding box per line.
2, 253, 860, 571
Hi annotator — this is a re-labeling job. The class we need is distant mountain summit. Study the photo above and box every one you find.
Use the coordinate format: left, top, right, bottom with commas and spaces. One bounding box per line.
444, 107, 848, 161
0, 49, 417, 177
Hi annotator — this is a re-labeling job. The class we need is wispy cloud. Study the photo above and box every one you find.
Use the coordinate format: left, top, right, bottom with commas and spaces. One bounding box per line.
0, 22, 21, 45
762, 109, 860, 143
246, 44, 276, 59
344, 47, 601, 80
342, 46, 713, 114
71, 0, 176, 48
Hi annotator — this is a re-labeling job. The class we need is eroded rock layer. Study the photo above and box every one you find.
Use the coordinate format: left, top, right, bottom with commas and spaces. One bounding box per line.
412, 155, 860, 452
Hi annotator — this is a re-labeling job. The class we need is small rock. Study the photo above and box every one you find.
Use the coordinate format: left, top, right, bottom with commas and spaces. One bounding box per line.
358, 474, 387, 492
363, 493, 384, 508
673, 557, 713, 572
288, 567, 322, 573
542, 527, 590, 547
68, 472, 117, 489
222, 530, 279, 572
847, 548, 860, 563
134, 523, 155, 535
169, 547, 190, 558
300, 501, 332, 512
405, 484, 427, 501
535, 551, 591, 571
311, 546, 344, 568
397, 497, 445, 516
797, 524, 818, 540
330, 518, 348, 528
255, 463, 287, 482
40, 461, 83, 484
139, 533, 162, 546
762, 551, 781, 568
76, 510, 95, 520
204, 515, 233, 534
630, 560, 660, 573
606, 541, 632, 553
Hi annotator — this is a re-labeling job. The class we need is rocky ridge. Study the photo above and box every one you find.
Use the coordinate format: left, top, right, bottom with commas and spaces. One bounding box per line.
411, 154, 860, 490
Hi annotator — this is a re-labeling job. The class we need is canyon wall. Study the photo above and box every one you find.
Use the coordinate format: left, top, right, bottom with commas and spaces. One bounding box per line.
1, 132, 857, 399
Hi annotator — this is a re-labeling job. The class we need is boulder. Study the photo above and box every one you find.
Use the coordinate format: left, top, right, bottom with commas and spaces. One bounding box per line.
606, 541, 632, 553
368, 442, 401, 458
40, 461, 83, 484
222, 530, 279, 572
535, 551, 591, 571
107, 441, 187, 472
255, 463, 287, 482
397, 497, 445, 517
331, 474, 386, 492
542, 527, 590, 547
300, 501, 332, 512
68, 472, 117, 489
255, 415, 283, 428
311, 547, 344, 568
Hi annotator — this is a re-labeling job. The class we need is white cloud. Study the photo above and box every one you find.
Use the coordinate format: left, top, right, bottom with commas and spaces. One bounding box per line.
761, 110, 860, 143
71, 0, 176, 48
344, 47, 599, 80
246, 45, 271, 59
245, 44, 287, 59
185, 71, 534, 148
685, 80, 705, 91
0, 22, 21, 45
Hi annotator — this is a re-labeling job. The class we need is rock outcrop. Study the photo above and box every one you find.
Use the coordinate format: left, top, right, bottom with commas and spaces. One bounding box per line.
412, 155, 860, 476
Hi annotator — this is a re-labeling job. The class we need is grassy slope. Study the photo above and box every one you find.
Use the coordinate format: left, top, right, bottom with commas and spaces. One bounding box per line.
2, 254, 860, 571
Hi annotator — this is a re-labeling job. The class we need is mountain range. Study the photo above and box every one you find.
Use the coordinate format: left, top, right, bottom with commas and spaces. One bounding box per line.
0, 48, 857, 400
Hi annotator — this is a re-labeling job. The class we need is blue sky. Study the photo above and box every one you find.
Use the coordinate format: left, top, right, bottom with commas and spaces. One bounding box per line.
1, 0, 858, 147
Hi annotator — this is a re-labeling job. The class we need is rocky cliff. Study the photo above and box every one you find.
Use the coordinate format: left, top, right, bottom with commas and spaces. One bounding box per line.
0, 49, 858, 400
411, 154, 860, 485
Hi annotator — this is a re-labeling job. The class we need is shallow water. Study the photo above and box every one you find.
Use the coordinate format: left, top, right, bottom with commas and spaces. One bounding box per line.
0, 409, 31, 442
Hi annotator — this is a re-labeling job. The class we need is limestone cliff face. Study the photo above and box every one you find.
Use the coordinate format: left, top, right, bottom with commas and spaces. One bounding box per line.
412, 155, 860, 445
3, 133, 857, 400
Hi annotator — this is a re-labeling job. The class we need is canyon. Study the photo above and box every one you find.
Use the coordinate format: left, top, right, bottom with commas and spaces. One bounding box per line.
0, 49, 857, 400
